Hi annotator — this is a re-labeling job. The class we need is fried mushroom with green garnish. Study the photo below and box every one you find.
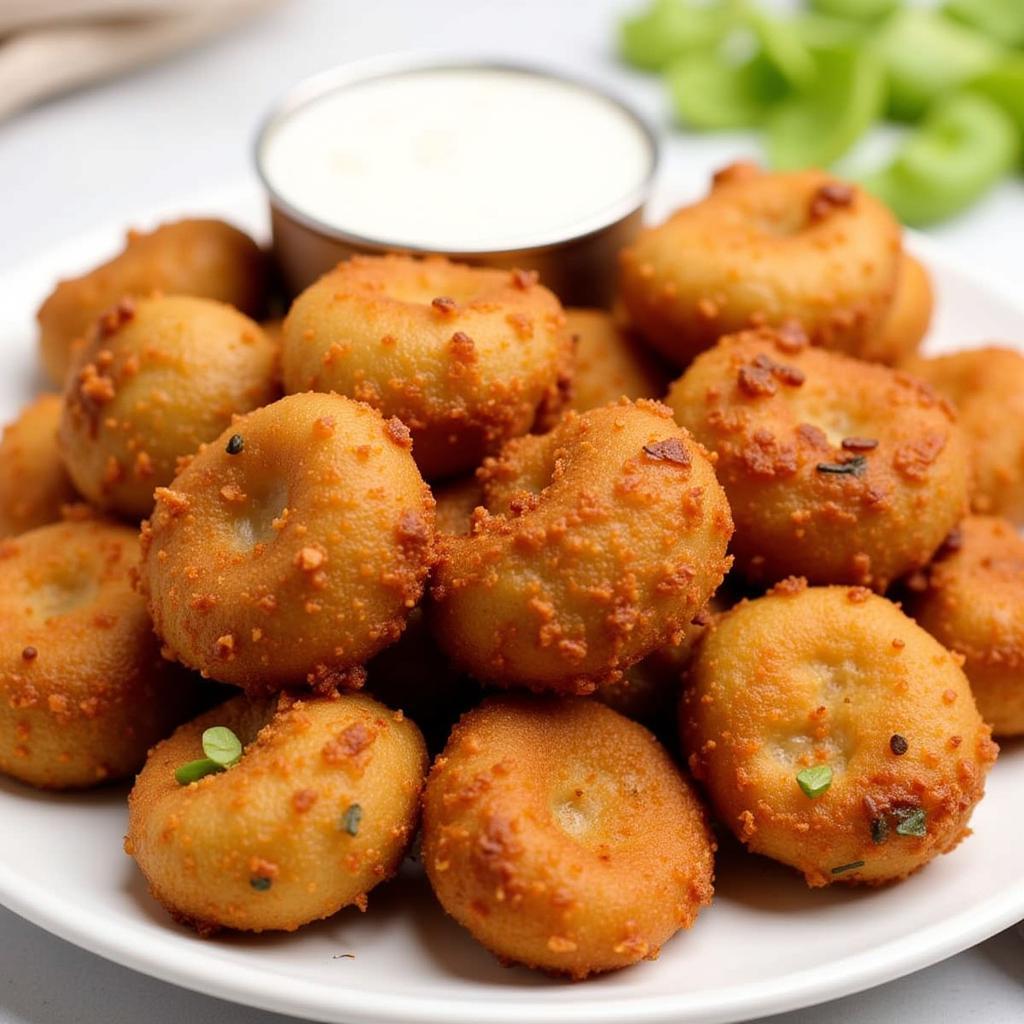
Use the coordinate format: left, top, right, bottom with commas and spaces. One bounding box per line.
908, 516, 1024, 737
282, 255, 573, 480
0, 519, 200, 789
139, 392, 437, 695
423, 695, 715, 978
429, 400, 733, 695
126, 691, 427, 934
666, 327, 969, 589
618, 164, 902, 367
59, 295, 280, 520
37, 218, 268, 386
682, 582, 997, 887
0, 394, 78, 538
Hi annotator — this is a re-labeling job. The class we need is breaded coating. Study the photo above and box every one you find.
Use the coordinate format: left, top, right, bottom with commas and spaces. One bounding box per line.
430, 400, 733, 694
37, 219, 268, 386
59, 295, 280, 519
0, 394, 78, 537
862, 253, 933, 365
618, 163, 902, 366
432, 475, 484, 537
565, 308, 669, 412
282, 256, 573, 479
126, 691, 426, 934
139, 393, 436, 695
683, 583, 997, 887
423, 696, 715, 978
909, 516, 1024, 736
904, 346, 1024, 525
667, 327, 969, 589
0, 520, 201, 788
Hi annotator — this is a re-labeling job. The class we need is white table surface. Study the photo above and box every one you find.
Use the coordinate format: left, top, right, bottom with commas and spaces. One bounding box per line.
0, 1, 1021, 1022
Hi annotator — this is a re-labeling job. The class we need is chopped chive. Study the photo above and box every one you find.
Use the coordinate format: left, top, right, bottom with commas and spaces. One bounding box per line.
340, 803, 363, 837
174, 757, 224, 785
796, 764, 833, 798
250, 876, 272, 892
202, 725, 243, 767
894, 807, 927, 837
871, 816, 890, 845
831, 860, 865, 875
816, 455, 867, 476
226, 434, 245, 455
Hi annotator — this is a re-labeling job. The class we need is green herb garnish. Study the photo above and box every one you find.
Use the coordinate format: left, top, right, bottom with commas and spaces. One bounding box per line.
174, 758, 223, 785
175, 725, 243, 785
796, 764, 833, 798
894, 807, 927, 837
250, 876, 272, 891
816, 455, 867, 476
831, 860, 865, 875
203, 725, 243, 766
341, 803, 363, 837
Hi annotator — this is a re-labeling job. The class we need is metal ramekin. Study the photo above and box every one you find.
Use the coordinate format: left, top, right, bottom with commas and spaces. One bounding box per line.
254, 57, 659, 307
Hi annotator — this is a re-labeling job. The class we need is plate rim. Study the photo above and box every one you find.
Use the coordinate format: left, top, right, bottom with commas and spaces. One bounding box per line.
0, 191, 1022, 1024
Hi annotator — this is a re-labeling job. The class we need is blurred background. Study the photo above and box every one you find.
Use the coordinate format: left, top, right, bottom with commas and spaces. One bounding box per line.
1, 0, 1021, 288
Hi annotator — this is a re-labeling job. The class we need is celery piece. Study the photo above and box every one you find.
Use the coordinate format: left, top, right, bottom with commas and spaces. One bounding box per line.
944, 0, 1024, 49
753, 14, 816, 90
863, 93, 1018, 226
666, 50, 786, 130
620, 0, 734, 72
766, 44, 885, 169
794, 12, 869, 49
968, 57, 1024, 150
875, 9, 1003, 122
807, 0, 901, 23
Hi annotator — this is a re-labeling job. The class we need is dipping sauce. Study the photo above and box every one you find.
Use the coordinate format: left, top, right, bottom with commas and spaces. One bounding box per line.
259, 66, 655, 252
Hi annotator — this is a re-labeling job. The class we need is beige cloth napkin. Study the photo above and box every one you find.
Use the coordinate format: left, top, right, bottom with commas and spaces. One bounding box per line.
0, 0, 277, 120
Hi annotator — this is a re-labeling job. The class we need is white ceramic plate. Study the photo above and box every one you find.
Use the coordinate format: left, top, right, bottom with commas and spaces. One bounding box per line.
0, 184, 1022, 1024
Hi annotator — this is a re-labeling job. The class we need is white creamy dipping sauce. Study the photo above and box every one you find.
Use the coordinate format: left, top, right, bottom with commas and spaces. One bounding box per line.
260, 67, 654, 251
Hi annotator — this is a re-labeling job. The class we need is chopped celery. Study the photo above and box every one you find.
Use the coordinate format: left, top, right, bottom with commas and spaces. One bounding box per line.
863, 93, 1018, 226
766, 44, 885, 169
968, 57, 1024, 152
944, 0, 1024, 49
794, 12, 869, 48
807, 0, 901, 22
620, 0, 735, 72
666, 50, 785, 130
753, 14, 816, 90
875, 9, 1003, 122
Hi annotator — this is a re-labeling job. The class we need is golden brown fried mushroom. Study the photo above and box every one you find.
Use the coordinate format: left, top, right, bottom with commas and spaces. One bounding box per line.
59, 295, 280, 520
0, 520, 200, 789
619, 164, 902, 366
37, 218, 268, 385
430, 400, 733, 694
667, 327, 969, 589
861, 253, 933, 365
909, 516, 1024, 737
904, 346, 1024, 525
127, 691, 426, 934
423, 696, 714, 978
0, 394, 78, 537
282, 256, 572, 479
682, 582, 996, 887
139, 393, 436, 695
565, 307, 668, 411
